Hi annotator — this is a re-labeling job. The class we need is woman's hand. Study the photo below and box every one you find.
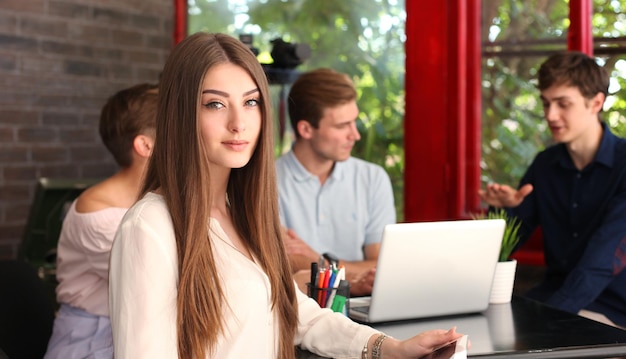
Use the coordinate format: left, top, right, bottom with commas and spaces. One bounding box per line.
377, 327, 465, 358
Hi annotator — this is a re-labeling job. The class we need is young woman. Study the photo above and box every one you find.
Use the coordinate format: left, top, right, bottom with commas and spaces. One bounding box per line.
45, 83, 157, 359
108, 32, 462, 359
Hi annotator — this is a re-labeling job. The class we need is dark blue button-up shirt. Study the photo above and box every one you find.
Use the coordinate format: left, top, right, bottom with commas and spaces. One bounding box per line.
510, 122, 626, 326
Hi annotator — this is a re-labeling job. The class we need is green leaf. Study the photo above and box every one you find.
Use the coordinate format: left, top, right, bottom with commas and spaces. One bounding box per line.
471, 209, 522, 262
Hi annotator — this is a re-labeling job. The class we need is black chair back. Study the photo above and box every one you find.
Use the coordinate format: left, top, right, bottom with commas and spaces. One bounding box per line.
0, 260, 55, 359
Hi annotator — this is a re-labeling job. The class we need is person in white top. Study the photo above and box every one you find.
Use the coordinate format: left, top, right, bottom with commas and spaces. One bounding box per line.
44, 83, 158, 358
108, 32, 464, 359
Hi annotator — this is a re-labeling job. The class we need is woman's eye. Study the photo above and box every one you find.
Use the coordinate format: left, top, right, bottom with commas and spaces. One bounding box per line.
204, 101, 225, 110
245, 98, 260, 107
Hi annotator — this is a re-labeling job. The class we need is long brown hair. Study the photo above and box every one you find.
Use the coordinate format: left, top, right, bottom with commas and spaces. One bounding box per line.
142, 32, 298, 359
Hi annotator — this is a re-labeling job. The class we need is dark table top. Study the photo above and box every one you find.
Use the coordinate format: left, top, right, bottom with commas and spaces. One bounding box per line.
298, 296, 626, 358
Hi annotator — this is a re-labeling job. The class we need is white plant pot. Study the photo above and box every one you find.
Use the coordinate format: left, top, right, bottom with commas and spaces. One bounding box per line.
490, 259, 517, 304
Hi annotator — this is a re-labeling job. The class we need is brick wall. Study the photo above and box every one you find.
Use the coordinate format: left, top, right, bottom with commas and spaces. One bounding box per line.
0, 0, 173, 259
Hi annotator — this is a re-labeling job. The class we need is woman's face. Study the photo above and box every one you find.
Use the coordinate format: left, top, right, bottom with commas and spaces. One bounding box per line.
198, 62, 262, 171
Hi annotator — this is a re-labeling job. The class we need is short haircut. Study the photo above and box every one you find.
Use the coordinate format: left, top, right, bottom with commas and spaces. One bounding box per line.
287, 68, 357, 138
537, 51, 609, 100
99, 83, 158, 168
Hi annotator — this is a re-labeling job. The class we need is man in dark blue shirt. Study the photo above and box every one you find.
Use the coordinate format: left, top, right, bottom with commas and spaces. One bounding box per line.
479, 51, 626, 327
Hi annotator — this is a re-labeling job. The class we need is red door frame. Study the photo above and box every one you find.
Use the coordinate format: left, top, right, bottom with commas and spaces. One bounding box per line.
173, 0, 186, 45
568, 0, 593, 54
404, 0, 482, 222
404, 1, 593, 223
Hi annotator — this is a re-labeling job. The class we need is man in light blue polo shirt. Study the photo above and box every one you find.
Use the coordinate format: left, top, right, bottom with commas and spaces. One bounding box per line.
276, 68, 395, 295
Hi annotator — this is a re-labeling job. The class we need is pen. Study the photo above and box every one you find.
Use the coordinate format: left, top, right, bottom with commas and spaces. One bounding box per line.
331, 279, 350, 314
317, 269, 326, 305
310, 262, 318, 300
325, 269, 340, 308
321, 268, 332, 306
324, 269, 335, 308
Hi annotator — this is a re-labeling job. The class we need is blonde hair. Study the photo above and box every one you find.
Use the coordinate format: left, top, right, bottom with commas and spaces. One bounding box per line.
142, 32, 298, 359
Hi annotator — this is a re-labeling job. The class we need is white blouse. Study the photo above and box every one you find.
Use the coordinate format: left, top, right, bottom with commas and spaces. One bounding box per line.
109, 192, 378, 359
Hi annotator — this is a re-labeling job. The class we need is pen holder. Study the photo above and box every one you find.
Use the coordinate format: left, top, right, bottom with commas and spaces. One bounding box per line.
306, 281, 350, 316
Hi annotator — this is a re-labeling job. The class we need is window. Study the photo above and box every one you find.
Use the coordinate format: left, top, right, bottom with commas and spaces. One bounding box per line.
481, 0, 626, 186
188, 0, 407, 219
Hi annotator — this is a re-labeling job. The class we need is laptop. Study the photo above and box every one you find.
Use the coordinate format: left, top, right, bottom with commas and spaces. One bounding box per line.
349, 219, 505, 323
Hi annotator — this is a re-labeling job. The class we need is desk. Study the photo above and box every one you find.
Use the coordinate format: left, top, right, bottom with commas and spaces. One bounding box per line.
297, 296, 626, 358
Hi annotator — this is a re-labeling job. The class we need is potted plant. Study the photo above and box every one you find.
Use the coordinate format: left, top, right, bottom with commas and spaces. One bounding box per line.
472, 208, 522, 303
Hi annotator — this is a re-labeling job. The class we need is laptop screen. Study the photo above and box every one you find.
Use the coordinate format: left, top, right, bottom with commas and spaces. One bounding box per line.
349, 219, 505, 323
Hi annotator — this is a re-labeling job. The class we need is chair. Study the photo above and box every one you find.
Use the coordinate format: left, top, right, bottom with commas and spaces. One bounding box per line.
19, 177, 100, 268
18, 177, 100, 309
0, 260, 55, 359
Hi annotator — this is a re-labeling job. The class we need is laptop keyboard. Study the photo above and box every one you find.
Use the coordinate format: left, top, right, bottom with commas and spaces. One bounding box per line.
352, 305, 370, 314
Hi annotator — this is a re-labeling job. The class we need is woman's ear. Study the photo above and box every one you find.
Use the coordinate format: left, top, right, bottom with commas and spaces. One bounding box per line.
133, 134, 154, 159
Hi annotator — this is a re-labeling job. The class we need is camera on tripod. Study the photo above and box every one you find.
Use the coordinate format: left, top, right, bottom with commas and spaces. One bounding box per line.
239, 34, 310, 85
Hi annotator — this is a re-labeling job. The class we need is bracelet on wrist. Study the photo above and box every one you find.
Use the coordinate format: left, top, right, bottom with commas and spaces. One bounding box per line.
372, 334, 388, 359
361, 342, 368, 359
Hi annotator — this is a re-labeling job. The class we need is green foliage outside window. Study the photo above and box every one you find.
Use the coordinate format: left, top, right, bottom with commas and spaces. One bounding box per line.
189, 0, 407, 220
482, 0, 626, 187
189, 0, 626, 219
